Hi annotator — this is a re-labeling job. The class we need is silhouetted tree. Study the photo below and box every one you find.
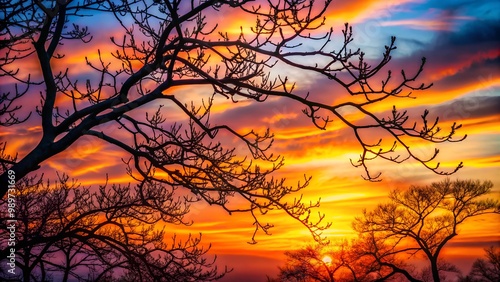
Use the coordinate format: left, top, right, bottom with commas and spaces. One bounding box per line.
270, 240, 412, 282
274, 244, 338, 282
1, 0, 468, 279
460, 246, 500, 282
272, 180, 499, 282
353, 179, 500, 282
0, 175, 227, 281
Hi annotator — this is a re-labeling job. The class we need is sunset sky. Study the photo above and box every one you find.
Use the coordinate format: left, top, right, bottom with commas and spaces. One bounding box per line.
1, 0, 499, 281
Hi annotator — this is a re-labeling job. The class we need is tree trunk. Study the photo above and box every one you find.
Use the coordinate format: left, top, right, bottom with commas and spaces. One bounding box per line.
431, 258, 440, 282
22, 250, 30, 282
0, 136, 63, 198
0, 148, 44, 198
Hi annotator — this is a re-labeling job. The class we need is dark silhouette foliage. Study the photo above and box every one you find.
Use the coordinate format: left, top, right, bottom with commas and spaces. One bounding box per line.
460, 246, 500, 282
0, 175, 227, 281
353, 179, 499, 282
272, 179, 499, 282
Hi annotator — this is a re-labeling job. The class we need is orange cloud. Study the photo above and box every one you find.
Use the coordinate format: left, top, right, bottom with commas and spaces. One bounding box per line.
428, 49, 500, 81
324, 0, 423, 26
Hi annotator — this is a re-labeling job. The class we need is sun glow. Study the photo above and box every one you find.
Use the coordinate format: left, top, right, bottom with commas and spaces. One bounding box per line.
322, 255, 333, 265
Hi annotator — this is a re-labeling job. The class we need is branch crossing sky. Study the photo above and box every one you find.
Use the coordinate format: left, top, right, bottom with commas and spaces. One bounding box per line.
1, 0, 499, 280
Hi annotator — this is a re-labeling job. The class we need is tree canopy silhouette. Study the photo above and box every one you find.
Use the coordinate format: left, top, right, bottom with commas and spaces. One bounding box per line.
272, 179, 499, 282
353, 179, 500, 282
272, 244, 339, 282
1, 0, 468, 279
269, 241, 410, 282
461, 246, 500, 282
0, 174, 227, 282
267, 242, 394, 282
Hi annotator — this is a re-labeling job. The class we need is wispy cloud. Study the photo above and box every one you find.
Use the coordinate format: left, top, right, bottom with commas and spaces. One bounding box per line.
380, 16, 474, 31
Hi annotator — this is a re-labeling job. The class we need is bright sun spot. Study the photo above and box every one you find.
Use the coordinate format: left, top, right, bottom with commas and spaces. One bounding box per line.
322, 255, 332, 264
